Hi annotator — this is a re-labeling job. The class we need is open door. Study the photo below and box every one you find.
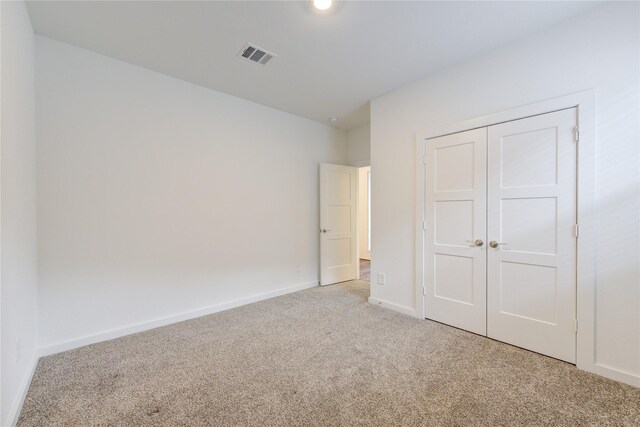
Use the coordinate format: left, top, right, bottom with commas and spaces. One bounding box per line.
320, 163, 357, 286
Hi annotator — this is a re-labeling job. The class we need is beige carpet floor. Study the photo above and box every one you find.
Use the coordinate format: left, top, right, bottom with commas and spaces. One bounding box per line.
18, 281, 640, 426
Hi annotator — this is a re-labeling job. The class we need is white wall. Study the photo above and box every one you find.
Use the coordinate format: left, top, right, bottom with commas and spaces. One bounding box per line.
370, 2, 639, 384
36, 37, 347, 352
1, 1, 39, 425
346, 124, 370, 167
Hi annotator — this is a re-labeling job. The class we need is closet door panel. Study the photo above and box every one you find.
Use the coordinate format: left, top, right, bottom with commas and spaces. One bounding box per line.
486, 108, 577, 363
425, 128, 487, 335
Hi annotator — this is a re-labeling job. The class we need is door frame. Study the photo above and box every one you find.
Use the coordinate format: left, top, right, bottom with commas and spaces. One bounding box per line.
354, 161, 371, 280
415, 90, 603, 380
357, 165, 371, 265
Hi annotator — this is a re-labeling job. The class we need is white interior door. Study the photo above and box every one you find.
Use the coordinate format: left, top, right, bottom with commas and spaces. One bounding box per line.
425, 128, 487, 335
487, 108, 577, 363
320, 163, 357, 286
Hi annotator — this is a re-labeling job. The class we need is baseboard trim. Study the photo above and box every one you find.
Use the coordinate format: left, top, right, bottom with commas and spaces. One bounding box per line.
584, 363, 640, 388
368, 297, 417, 318
7, 353, 39, 427
39, 281, 318, 357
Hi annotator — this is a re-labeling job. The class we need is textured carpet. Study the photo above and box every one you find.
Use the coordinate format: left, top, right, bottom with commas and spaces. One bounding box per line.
18, 281, 640, 426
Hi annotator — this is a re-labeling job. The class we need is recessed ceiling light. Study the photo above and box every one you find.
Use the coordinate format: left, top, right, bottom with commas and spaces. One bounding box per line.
329, 117, 338, 123
313, 0, 332, 11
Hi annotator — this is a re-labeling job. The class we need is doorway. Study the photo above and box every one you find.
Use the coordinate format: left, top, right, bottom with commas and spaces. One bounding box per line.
358, 166, 371, 282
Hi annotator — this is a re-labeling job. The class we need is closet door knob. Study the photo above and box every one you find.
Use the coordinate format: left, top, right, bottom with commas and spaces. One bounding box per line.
466, 239, 484, 247
489, 241, 507, 248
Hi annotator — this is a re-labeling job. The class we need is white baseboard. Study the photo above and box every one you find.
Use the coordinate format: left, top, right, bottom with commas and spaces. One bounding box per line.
39, 281, 318, 357
7, 354, 39, 427
582, 363, 640, 388
368, 296, 418, 318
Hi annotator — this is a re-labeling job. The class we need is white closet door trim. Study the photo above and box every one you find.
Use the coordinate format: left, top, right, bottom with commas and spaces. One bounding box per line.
416, 90, 634, 386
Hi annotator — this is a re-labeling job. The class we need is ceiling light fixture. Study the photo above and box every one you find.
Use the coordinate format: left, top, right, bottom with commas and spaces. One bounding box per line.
329, 117, 338, 123
313, 0, 332, 11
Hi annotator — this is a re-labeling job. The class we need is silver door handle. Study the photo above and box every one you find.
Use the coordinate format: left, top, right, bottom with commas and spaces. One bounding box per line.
466, 239, 484, 247
489, 241, 507, 248
320, 229, 332, 233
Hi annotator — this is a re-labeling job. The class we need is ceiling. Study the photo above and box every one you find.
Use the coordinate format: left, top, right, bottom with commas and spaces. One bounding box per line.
26, 1, 600, 130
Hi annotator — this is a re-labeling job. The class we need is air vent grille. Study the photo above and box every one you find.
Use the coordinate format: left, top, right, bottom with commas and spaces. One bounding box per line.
239, 43, 276, 65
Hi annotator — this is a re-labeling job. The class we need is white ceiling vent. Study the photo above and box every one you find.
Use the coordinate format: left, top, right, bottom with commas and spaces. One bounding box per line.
239, 43, 276, 65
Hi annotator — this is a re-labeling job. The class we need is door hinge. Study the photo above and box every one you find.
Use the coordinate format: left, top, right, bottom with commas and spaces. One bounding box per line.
574, 319, 578, 333
574, 224, 580, 238
422, 155, 427, 165
422, 220, 426, 231
422, 286, 426, 296
574, 127, 580, 142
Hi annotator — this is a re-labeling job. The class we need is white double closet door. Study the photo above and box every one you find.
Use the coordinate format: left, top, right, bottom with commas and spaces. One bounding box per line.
425, 108, 577, 363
